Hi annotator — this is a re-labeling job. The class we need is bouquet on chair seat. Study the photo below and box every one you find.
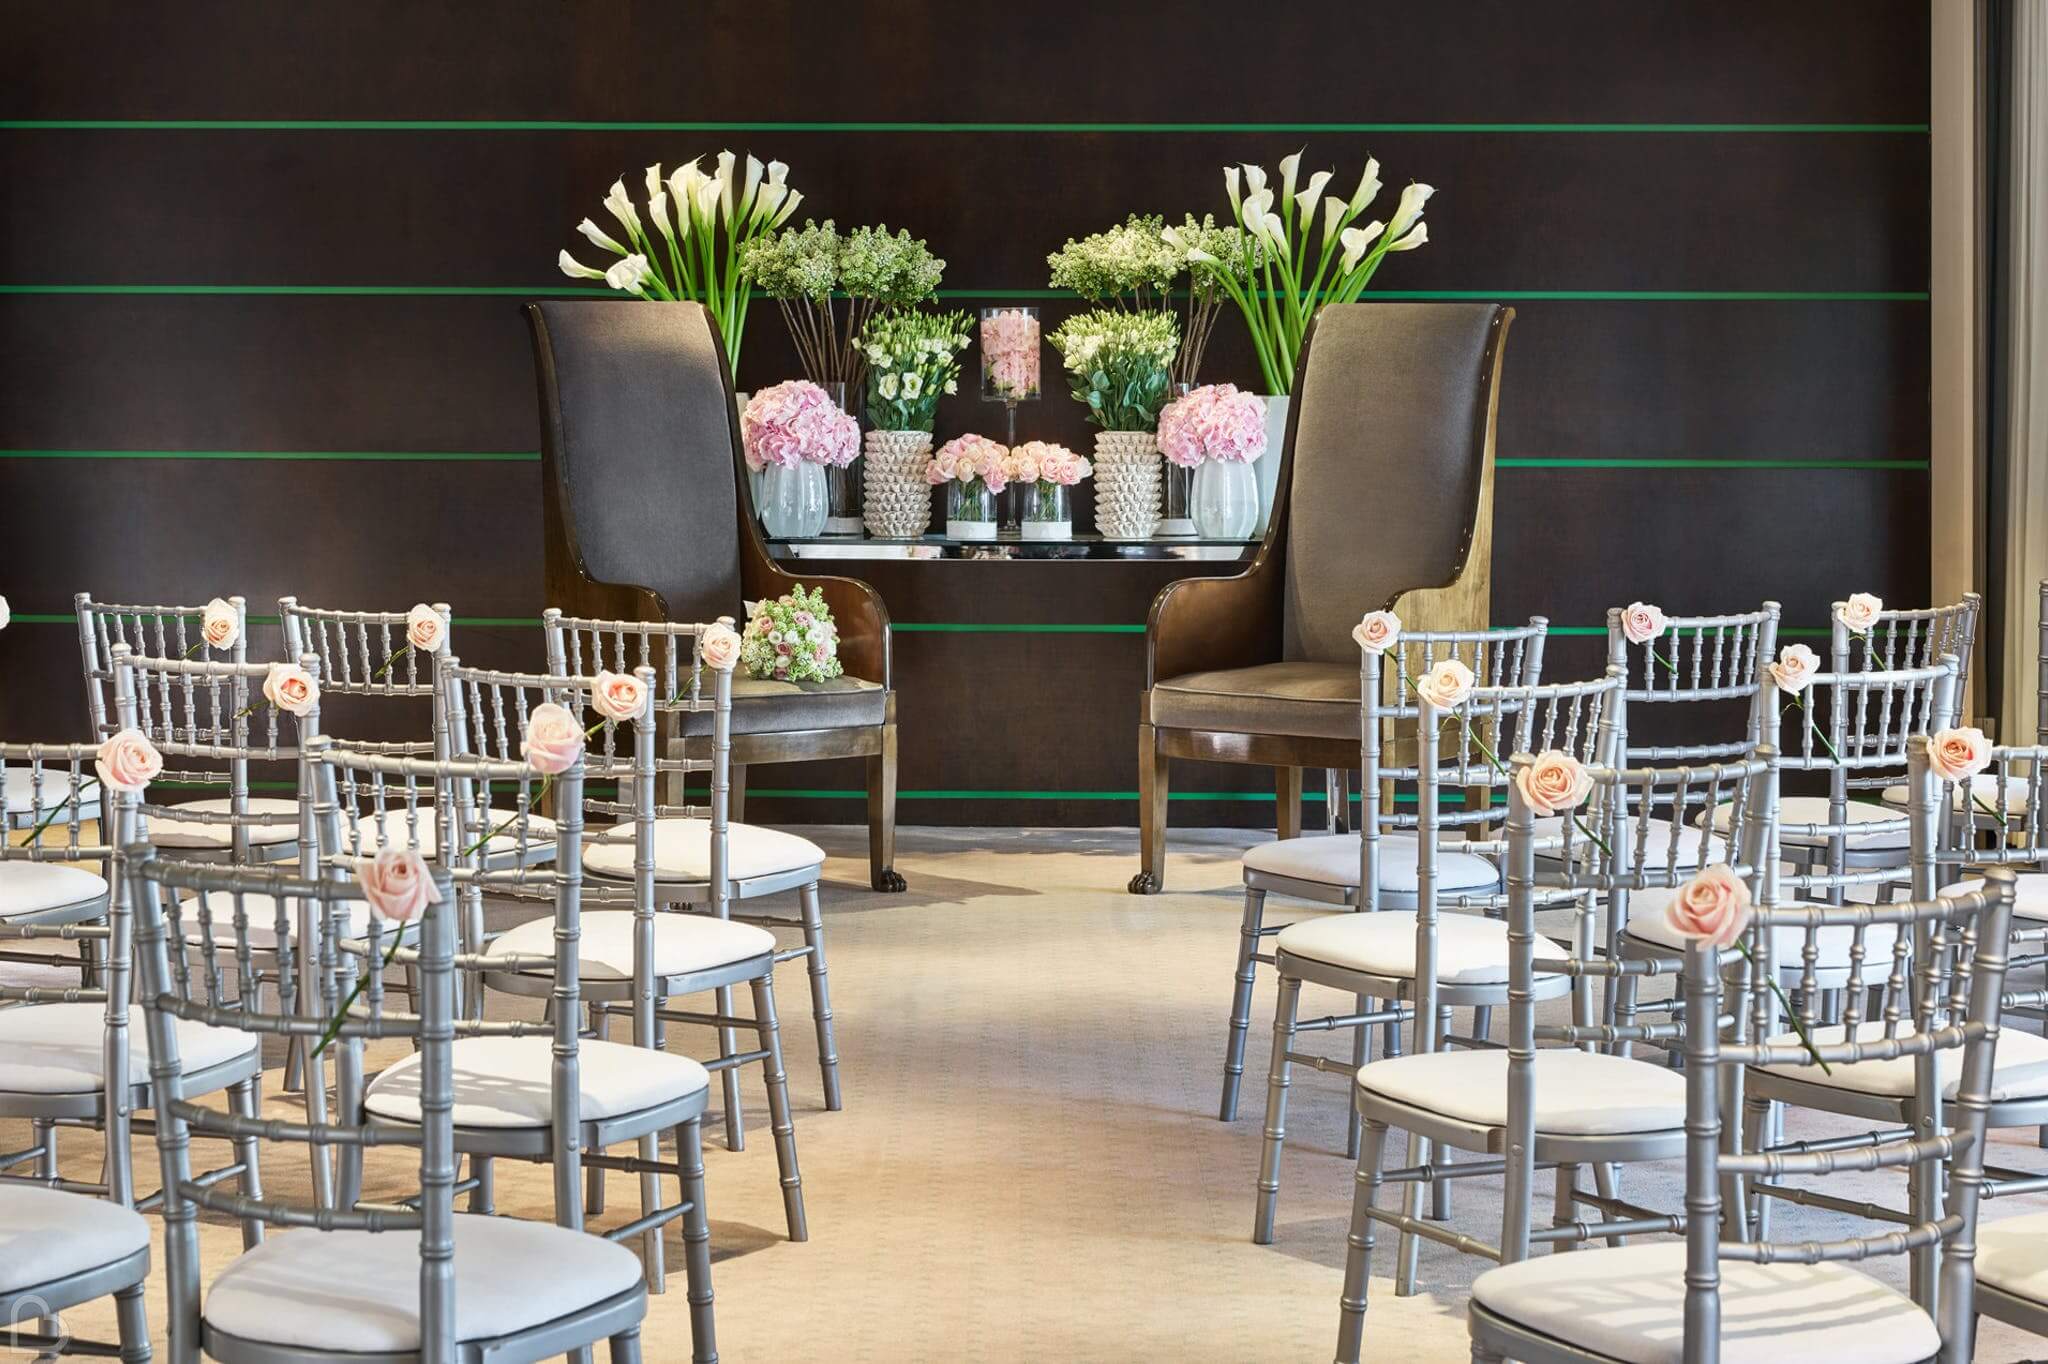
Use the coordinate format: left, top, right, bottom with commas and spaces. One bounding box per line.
740, 584, 843, 684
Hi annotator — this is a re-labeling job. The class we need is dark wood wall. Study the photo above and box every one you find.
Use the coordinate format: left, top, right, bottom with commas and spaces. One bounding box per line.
0, 1, 1930, 827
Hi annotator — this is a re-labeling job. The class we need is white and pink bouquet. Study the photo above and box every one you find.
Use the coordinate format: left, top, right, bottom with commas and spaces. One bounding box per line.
926, 433, 1010, 495
980, 308, 1041, 401
740, 379, 860, 473
1156, 383, 1268, 469
739, 584, 843, 684
1004, 441, 1091, 491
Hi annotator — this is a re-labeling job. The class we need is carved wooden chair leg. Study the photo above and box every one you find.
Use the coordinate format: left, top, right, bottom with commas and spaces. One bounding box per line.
1130, 721, 1169, 894
1276, 765, 1303, 841
867, 722, 904, 892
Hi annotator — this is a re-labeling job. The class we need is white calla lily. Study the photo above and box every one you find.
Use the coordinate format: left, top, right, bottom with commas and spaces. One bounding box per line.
1242, 163, 1267, 196
1385, 182, 1434, 241
577, 218, 629, 256
643, 163, 664, 203
558, 250, 608, 281
695, 178, 723, 224
754, 182, 789, 224
1349, 157, 1382, 214
715, 150, 736, 222
1385, 221, 1428, 251
603, 180, 642, 239
739, 154, 764, 223
766, 159, 788, 188
646, 190, 674, 243
1241, 187, 1274, 219
1338, 225, 1375, 274
770, 188, 803, 228
1294, 170, 1332, 224
604, 254, 652, 294
1224, 165, 1242, 217
1185, 246, 1220, 265
1279, 151, 1301, 208
1322, 195, 1347, 244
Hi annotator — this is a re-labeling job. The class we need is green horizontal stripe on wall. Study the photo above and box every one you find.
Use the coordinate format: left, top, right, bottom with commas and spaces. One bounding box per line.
0, 284, 1929, 302
0, 451, 1922, 470
0, 120, 1929, 134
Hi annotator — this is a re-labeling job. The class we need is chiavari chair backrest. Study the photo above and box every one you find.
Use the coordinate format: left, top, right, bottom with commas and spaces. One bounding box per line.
279, 597, 451, 755
1835, 593, 1981, 700
1604, 602, 1779, 765
77, 593, 249, 743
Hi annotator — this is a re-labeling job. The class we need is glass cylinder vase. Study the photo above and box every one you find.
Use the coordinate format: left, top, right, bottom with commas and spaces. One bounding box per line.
1191, 459, 1259, 540
1019, 481, 1072, 541
946, 478, 999, 541
760, 461, 829, 539
822, 381, 864, 536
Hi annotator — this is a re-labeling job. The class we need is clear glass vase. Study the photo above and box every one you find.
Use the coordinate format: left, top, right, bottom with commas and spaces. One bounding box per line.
822, 381, 863, 535
946, 478, 999, 541
1019, 481, 1071, 541
760, 461, 828, 539
1160, 463, 1195, 536
1192, 459, 1259, 539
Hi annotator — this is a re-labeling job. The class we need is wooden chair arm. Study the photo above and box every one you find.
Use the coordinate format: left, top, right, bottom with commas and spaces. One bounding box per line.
1145, 557, 1284, 688
739, 540, 892, 689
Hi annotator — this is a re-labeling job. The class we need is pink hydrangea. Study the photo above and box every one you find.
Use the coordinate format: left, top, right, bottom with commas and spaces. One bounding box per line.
980, 309, 1041, 399
741, 380, 861, 471
1156, 383, 1269, 468
929, 434, 1010, 493
1006, 441, 1091, 487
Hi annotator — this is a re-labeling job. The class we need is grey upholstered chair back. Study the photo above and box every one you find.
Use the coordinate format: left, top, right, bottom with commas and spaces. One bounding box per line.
528, 300, 744, 624
1281, 303, 1505, 664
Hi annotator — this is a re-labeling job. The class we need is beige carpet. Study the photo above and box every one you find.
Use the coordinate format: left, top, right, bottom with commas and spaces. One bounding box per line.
28, 827, 2048, 1361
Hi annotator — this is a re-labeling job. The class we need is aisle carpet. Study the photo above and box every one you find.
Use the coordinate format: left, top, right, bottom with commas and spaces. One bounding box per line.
32, 827, 2048, 1361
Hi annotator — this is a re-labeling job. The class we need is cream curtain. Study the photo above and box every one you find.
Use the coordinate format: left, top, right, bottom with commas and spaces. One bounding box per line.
2000, 2, 2048, 740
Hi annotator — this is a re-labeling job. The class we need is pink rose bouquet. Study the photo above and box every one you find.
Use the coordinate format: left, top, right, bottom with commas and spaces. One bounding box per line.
740, 584, 842, 684
741, 379, 860, 472
927, 434, 1010, 495
980, 308, 1041, 400
1155, 383, 1268, 469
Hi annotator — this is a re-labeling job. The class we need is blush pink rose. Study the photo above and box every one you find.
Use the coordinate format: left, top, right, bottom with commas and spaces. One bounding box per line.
202, 598, 240, 651
1351, 610, 1401, 655
1515, 750, 1594, 817
1768, 643, 1821, 694
406, 603, 447, 653
263, 662, 319, 716
699, 622, 741, 671
1928, 726, 1992, 783
358, 846, 442, 924
1416, 658, 1475, 711
1664, 864, 1752, 949
590, 670, 648, 723
1837, 592, 1883, 634
521, 702, 585, 774
94, 728, 163, 792
1620, 602, 1667, 645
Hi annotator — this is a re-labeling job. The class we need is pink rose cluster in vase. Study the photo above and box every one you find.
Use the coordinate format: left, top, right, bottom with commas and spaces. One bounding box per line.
740, 379, 860, 471
980, 308, 1041, 402
1006, 441, 1091, 542
928, 433, 1009, 541
1155, 383, 1268, 468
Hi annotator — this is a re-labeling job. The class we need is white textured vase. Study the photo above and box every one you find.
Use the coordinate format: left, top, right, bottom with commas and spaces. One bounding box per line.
1256, 394, 1289, 535
1092, 430, 1163, 539
861, 429, 935, 538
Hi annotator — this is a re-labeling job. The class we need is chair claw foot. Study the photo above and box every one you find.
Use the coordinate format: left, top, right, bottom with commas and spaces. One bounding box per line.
871, 868, 907, 893
1128, 871, 1160, 895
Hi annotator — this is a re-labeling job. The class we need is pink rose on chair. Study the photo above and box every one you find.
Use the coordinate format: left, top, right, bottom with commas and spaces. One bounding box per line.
94, 728, 163, 792
1837, 593, 1884, 635
1928, 727, 1993, 783
358, 847, 442, 924
700, 621, 741, 671
1767, 643, 1821, 694
202, 598, 240, 651
1351, 610, 1402, 655
1515, 751, 1594, 817
741, 380, 859, 471
263, 662, 319, 716
521, 702, 585, 774
1664, 864, 1752, 949
405, 604, 447, 653
590, 670, 648, 723
1619, 602, 1667, 646
1415, 659, 1475, 711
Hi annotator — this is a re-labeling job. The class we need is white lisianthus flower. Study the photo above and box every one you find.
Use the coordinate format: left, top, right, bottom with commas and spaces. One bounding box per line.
558, 250, 608, 281
901, 372, 923, 399
577, 218, 629, 256
944, 378, 958, 395
877, 372, 900, 400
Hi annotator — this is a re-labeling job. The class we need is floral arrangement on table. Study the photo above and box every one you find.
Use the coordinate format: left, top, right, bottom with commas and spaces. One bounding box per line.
740, 220, 946, 392
1047, 309, 1179, 432
558, 154, 802, 371
925, 433, 1011, 494
1155, 384, 1268, 468
739, 380, 860, 471
1187, 152, 1433, 394
1004, 441, 1090, 540
860, 308, 971, 431
1047, 212, 1255, 386
740, 585, 843, 684
980, 307, 1042, 401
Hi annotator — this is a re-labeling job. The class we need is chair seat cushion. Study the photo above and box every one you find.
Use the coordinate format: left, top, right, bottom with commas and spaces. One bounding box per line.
1752, 1020, 2048, 1102
1150, 661, 1360, 741
182, 890, 368, 950
0, 1186, 149, 1296
146, 796, 302, 848
0, 1002, 257, 1093
1471, 1239, 1936, 1364
3, 769, 99, 819
584, 818, 824, 884
1940, 872, 2048, 922
202, 1214, 643, 1353
1242, 833, 1499, 894
1624, 889, 1904, 967
1976, 1210, 2048, 1304
1535, 815, 1731, 871
350, 812, 557, 862
485, 910, 775, 981
1279, 911, 1554, 986
0, 862, 107, 919
1703, 794, 1904, 851
676, 673, 886, 737
364, 1037, 709, 1129
1358, 1048, 1686, 1135
1881, 774, 2031, 815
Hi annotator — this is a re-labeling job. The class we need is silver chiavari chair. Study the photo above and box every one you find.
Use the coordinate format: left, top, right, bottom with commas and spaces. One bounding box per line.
1330, 748, 1755, 1363
130, 796, 660, 1364
475, 643, 810, 1245
1219, 620, 1545, 1126
548, 610, 842, 1122
279, 596, 450, 752
1253, 664, 1618, 1249
1469, 858, 2016, 1363
78, 593, 303, 859
0, 744, 111, 976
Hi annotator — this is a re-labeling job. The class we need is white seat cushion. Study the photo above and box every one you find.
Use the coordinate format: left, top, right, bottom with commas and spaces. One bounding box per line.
146, 796, 301, 848
485, 911, 775, 981
1277, 911, 1556, 986
1753, 1020, 2048, 1102
181, 890, 369, 950
1357, 1047, 1685, 1135
1241, 833, 1498, 894
1471, 1240, 1936, 1364
1624, 888, 1904, 968
3, 769, 99, 818
364, 1036, 709, 1129
584, 818, 824, 884
1536, 815, 1731, 870
341, 811, 557, 862
1881, 775, 2030, 815
202, 1214, 642, 1352
1976, 1210, 2048, 1305
1940, 872, 2048, 922
0, 1002, 257, 1093
0, 862, 107, 919
0, 1186, 149, 1296
1705, 794, 1905, 851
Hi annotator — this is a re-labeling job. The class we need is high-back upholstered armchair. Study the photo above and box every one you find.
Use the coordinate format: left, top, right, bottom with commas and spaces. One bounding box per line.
1131, 302, 1513, 893
526, 300, 905, 892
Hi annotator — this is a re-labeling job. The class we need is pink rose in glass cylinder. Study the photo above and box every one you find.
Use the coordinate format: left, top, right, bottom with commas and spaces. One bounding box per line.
358, 847, 442, 924
1664, 864, 1752, 949
980, 308, 1041, 399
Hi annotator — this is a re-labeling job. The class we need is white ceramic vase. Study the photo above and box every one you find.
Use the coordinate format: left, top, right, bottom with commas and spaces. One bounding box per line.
1092, 430, 1163, 539
1255, 394, 1288, 535
861, 429, 935, 538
